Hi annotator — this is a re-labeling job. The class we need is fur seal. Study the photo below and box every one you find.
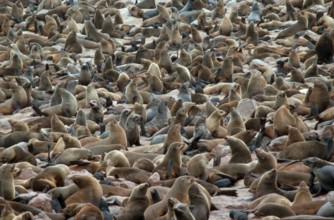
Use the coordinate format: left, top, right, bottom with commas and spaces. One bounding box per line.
169, 197, 196, 220
87, 100, 104, 124
34, 88, 78, 117
125, 79, 143, 104
279, 140, 331, 160
306, 80, 330, 115
55, 148, 94, 165
83, 20, 109, 42
273, 105, 296, 136
245, 22, 259, 46
255, 203, 296, 218
315, 32, 333, 63
51, 115, 67, 133
0, 83, 28, 115
27, 138, 54, 155
255, 169, 297, 201
119, 109, 132, 129
276, 13, 308, 39
206, 110, 227, 138
103, 150, 130, 168
84, 119, 128, 148
153, 142, 184, 179
144, 176, 194, 220
162, 123, 183, 154
142, 4, 169, 27
225, 136, 252, 164
0, 145, 37, 165
124, 113, 142, 146
316, 199, 334, 217
187, 152, 214, 181
107, 167, 151, 184
227, 108, 246, 135
0, 164, 15, 200
63, 203, 104, 220
243, 71, 267, 98
292, 181, 312, 207
188, 182, 213, 220
48, 184, 79, 202
31, 164, 70, 192
132, 157, 155, 172
65, 175, 103, 207
8, 119, 29, 132
0, 197, 33, 220
303, 157, 334, 196
114, 183, 150, 220
247, 193, 292, 210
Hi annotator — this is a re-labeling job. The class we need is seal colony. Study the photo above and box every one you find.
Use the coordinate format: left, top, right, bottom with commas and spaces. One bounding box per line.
1, 0, 334, 219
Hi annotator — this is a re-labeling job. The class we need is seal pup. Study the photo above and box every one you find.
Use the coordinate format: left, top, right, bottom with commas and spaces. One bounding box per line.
0, 164, 15, 200
124, 113, 142, 146
169, 197, 196, 220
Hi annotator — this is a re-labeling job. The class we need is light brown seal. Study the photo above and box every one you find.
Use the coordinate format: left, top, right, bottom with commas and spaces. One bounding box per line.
65, 175, 103, 207
144, 176, 194, 220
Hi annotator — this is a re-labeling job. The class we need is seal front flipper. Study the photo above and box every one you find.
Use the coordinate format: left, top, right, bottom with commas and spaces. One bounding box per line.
31, 101, 46, 116
249, 118, 266, 152
51, 196, 63, 212
100, 198, 113, 220
151, 189, 161, 203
